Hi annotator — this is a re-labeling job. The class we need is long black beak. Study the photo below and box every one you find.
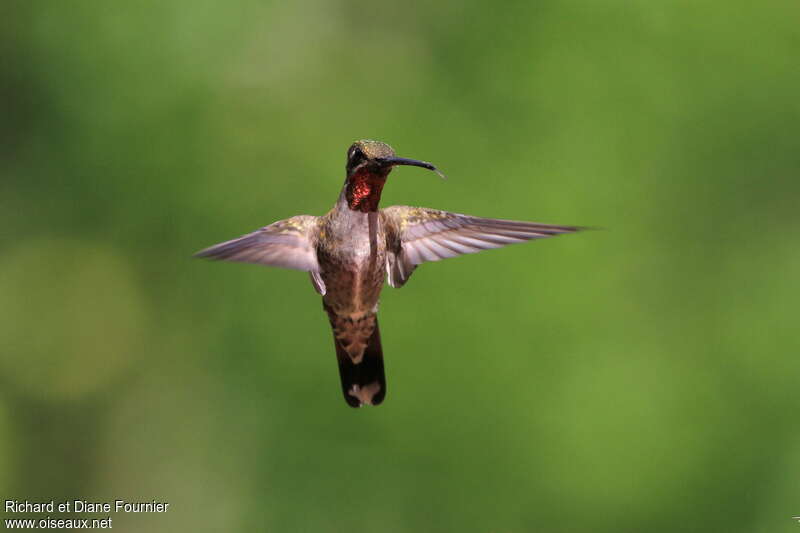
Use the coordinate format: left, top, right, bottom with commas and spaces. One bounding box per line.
382, 157, 446, 179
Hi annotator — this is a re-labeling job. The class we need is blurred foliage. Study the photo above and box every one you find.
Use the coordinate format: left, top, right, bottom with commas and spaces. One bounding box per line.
1, 0, 799, 531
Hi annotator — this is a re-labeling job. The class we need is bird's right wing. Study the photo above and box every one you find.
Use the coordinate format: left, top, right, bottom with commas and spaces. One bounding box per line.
381, 206, 581, 288
195, 215, 326, 294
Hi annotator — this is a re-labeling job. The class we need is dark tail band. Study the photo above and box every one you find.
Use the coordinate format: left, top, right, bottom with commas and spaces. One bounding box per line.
331, 318, 386, 407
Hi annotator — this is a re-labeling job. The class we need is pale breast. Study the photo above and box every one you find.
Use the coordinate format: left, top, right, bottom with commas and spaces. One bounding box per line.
318, 211, 387, 315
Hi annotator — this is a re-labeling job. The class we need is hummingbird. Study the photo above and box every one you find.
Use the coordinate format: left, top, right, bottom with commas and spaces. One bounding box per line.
196, 140, 581, 408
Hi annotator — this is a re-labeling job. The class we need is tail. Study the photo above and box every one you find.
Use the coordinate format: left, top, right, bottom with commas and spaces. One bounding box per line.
326, 312, 386, 407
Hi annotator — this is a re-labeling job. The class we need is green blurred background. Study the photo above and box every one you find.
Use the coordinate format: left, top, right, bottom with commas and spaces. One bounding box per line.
1, 1, 799, 531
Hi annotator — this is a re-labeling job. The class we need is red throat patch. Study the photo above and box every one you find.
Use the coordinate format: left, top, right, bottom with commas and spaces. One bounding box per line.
346, 171, 387, 212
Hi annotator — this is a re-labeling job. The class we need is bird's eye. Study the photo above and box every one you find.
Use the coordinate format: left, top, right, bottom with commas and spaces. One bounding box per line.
350, 148, 364, 162
348, 148, 365, 170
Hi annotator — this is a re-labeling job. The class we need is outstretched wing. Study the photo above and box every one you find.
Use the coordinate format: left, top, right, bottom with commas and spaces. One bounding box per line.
381, 206, 581, 288
195, 215, 324, 291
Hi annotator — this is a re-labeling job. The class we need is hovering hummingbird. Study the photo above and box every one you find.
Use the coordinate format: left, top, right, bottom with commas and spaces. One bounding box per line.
196, 140, 582, 407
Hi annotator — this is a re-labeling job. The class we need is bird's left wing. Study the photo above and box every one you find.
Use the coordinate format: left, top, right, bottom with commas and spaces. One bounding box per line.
381, 206, 581, 288
195, 215, 322, 285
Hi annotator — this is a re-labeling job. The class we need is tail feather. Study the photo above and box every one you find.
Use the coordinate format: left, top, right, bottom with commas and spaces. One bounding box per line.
330, 317, 386, 407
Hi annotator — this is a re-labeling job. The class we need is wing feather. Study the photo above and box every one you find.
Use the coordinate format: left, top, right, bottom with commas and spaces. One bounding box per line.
381, 206, 581, 287
195, 215, 324, 293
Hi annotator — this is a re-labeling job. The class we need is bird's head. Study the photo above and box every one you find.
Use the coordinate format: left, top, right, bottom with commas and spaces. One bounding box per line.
343, 140, 444, 212
345, 140, 443, 179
